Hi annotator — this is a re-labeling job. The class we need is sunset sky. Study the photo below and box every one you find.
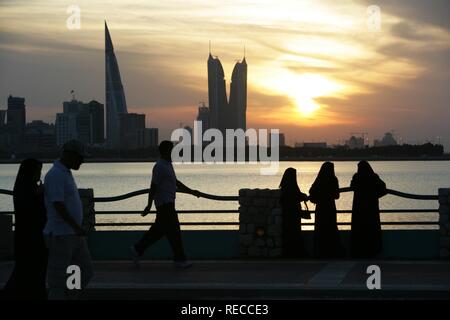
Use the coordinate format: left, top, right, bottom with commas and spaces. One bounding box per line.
1, 0, 449, 149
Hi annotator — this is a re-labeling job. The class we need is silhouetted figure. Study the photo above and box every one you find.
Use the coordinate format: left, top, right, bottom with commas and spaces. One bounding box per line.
130, 140, 201, 269
4, 159, 47, 300
44, 140, 93, 300
350, 161, 387, 258
309, 162, 345, 259
279, 167, 309, 258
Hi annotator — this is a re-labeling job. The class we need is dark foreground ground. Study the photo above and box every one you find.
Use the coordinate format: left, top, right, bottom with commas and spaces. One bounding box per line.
1, 260, 449, 300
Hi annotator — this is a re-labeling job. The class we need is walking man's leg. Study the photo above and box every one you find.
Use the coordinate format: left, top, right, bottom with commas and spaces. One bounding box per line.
69, 236, 94, 299
164, 204, 187, 262
134, 214, 165, 256
46, 235, 73, 300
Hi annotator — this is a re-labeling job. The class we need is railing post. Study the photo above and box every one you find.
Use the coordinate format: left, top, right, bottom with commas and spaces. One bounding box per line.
79, 188, 95, 232
239, 188, 283, 258
439, 189, 450, 259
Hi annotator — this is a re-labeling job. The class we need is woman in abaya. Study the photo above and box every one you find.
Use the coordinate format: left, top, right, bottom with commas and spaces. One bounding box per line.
350, 161, 387, 258
279, 167, 309, 258
309, 162, 345, 258
4, 159, 48, 299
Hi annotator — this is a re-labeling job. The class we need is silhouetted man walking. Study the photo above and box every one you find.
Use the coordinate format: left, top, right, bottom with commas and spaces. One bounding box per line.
130, 140, 200, 268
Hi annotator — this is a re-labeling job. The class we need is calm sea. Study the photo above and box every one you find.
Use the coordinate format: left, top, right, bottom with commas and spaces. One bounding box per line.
1, 161, 448, 230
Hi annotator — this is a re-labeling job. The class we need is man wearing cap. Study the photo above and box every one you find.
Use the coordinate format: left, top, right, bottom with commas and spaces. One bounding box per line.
43, 140, 93, 300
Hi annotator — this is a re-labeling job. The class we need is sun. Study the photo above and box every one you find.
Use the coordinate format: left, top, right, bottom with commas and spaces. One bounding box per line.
255, 69, 344, 117
292, 74, 343, 116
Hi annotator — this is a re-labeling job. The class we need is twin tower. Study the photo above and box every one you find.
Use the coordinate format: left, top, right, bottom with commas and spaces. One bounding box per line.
208, 52, 247, 134
106, 18, 247, 147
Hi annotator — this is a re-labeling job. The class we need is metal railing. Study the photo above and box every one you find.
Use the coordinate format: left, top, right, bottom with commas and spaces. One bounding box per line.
0, 187, 439, 228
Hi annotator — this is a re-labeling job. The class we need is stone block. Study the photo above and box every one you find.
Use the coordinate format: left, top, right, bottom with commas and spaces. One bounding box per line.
439, 195, 448, 205
247, 224, 255, 234
255, 238, 266, 247
248, 246, 261, 257
271, 189, 282, 198
247, 189, 257, 197
440, 248, 449, 259
267, 225, 281, 236
439, 205, 450, 217
274, 216, 283, 226
239, 189, 250, 197
440, 236, 450, 248
255, 214, 266, 224
240, 214, 251, 224
239, 224, 246, 234
261, 248, 269, 257
439, 213, 449, 224
240, 234, 253, 246
271, 208, 282, 216
267, 238, 274, 248
254, 198, 267, 207
274, 237, 282, 247
269, 248, 282, 257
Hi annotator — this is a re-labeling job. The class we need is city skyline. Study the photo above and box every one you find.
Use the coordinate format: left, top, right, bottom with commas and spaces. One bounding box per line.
0, 0, 449, 149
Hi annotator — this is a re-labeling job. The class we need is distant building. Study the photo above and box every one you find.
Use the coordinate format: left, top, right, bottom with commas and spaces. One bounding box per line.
57, 99, 105, 146
298, 142, 328, 148
55, 113, 77, 147
0, 110, 6, 127
346, 136, 365, 149
374, 132, 398, 147
24, 120, 56, 151
86, 100, 105, 145
137, 128, 158, 148
105, 22, 128, 148
119, 113, 145, 149
184, 126, 193, 138
196, 102, 210, 131
229, 57, 247, 131
269, 132, 286, 147
7, 95, 26, 149
207, 52, 247, 134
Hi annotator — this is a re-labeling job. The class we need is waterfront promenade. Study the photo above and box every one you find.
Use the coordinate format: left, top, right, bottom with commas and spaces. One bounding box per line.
1, 259, 449, 299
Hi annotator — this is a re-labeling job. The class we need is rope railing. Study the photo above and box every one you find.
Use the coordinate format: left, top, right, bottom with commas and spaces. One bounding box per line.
0, 187, 439, 202
0, 187, 440, 227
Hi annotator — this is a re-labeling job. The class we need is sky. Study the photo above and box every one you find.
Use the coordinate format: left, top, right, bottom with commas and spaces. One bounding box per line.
0, 0, 449, 149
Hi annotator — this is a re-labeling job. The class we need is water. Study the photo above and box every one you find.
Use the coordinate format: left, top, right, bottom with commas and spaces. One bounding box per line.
1, 161, 447, 230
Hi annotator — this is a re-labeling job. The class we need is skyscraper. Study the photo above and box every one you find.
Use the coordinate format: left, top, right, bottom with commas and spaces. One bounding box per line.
207, 53, 228, 133
7, 95, 26, 148
119, 113, 145, 150
0, 110, 6, 127
229, 57, 247, 131
105, 21, 128, 148
87, 100, 105, 145
207, 52, 247, 134
196, 102, 210, 131
56, 99, 104, 146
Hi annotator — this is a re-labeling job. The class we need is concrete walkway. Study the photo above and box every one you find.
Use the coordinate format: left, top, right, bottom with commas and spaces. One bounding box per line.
1, 260, 450, 299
